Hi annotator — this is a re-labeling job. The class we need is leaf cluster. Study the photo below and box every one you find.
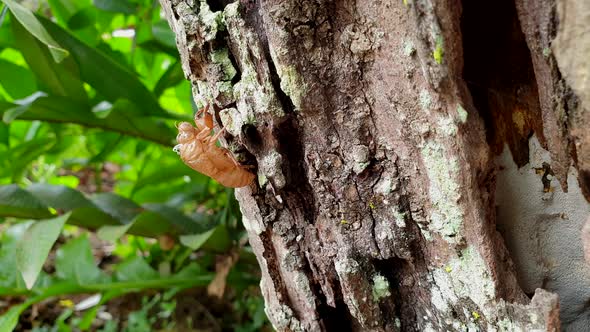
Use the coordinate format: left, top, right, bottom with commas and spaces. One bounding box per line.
0, 0, 267, 330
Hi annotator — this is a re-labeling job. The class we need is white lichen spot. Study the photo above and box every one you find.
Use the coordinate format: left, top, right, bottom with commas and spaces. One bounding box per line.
430, 279, 450, 312
423, 323, 437, 332
210, 48, 237, 81
420, 141, 463, 242
466, 322, 481, 332
372, 274, 391, 301
241, 214, 264, 235
497, 318, 523, 332
352, 145, 370, 174
457, 105, 468, 123
195, 80, 213, 100
261, 151, 286, 189
452, 321, 465, 331
420, 89, 432, 111
266, 37, 307, 110
219, 107, 242, 136
257, 173, 268, 187
437, 116, 458, 137
354, 162, 370, 174
393, 209, 406, 228
375, 175, 393, 195
223, 1, 240, 18
293, 272, 316, 310
431, 246, 496, 319
377, 227, 395, 241
224, 13, 284, 118
334, 257, 360, 276
351, 35, 373, 54
418, 223, 432, 240
334, 256, 370, 325
277, 66, 307, 109
215, 81, 234, 100
199, 2, 224, 41
265, 304, 304, 332
233, 64, 283, 117
403, 40, 416, 57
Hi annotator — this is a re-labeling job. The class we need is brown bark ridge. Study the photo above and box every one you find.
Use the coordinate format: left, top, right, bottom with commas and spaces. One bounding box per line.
160, 0, 590, 330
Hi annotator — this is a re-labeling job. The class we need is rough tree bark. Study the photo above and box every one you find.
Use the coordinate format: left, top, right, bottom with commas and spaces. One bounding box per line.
160, 0, 589, 330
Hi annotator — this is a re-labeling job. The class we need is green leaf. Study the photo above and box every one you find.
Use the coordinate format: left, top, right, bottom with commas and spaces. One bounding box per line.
0, 304, 24, 332
0, 122, 8, 147
136, 20, 177, 56
0, 137, 56, 181
133, 163, 202, 193
28, 183, 91, 210
153, 61, 183, 97
151, 20, 176, 50
144, 203, 205, 234
0, 97, 175, 146
47, 0, 93, 29
93, 201, 204, 239
55, 234, 109, 284
132, 182, 205, 205
27, 183, 119, 229
126, 210, 171, 238
173, 262, 206, 279
97, 223, 133, 242
2, 91, 45, 122
95, 42, 132, 70
1, 0, 68, 62
0, 59, 36, 99
0, 184, 210, 239
179, 228, 216, 251
115, 256, 158, 282
0, 185, 52, 219
88, 132, 123, 163
91, 192, 143, 223
0, 223, 28, 289
11, 16, 87, 101
93, 0, 137, 14
16, 212, 70, 289
0, 4, 7, 27
37, 15, 174, 118
0, 10, 14, 49
200, 224, 232, 252
23, 119, 41, 140
77, 290, 123, 330
67, 7, 96, 30
47, 0, 81, 25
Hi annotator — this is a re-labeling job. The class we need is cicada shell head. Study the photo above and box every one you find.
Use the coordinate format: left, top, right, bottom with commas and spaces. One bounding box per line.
176, 122, 196, 144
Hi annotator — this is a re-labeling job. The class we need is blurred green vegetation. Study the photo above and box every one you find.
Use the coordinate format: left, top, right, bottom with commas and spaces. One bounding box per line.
0, 0, 268, 331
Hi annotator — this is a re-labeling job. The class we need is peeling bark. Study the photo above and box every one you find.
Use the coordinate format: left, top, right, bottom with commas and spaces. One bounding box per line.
552, 0, 590, 200
161, 0, 590, 330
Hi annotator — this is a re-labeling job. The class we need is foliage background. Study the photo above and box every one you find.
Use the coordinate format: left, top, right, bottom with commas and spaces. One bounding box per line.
0, 0, 268, 330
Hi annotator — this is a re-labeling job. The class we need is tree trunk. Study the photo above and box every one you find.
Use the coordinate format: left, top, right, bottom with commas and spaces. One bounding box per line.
160, 0, 590, 330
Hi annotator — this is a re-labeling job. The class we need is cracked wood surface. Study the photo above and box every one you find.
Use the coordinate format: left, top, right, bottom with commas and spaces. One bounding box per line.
158, 0, 590, 330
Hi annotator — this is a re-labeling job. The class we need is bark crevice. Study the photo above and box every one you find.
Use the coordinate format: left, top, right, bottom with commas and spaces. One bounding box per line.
461, 0, 544, 167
